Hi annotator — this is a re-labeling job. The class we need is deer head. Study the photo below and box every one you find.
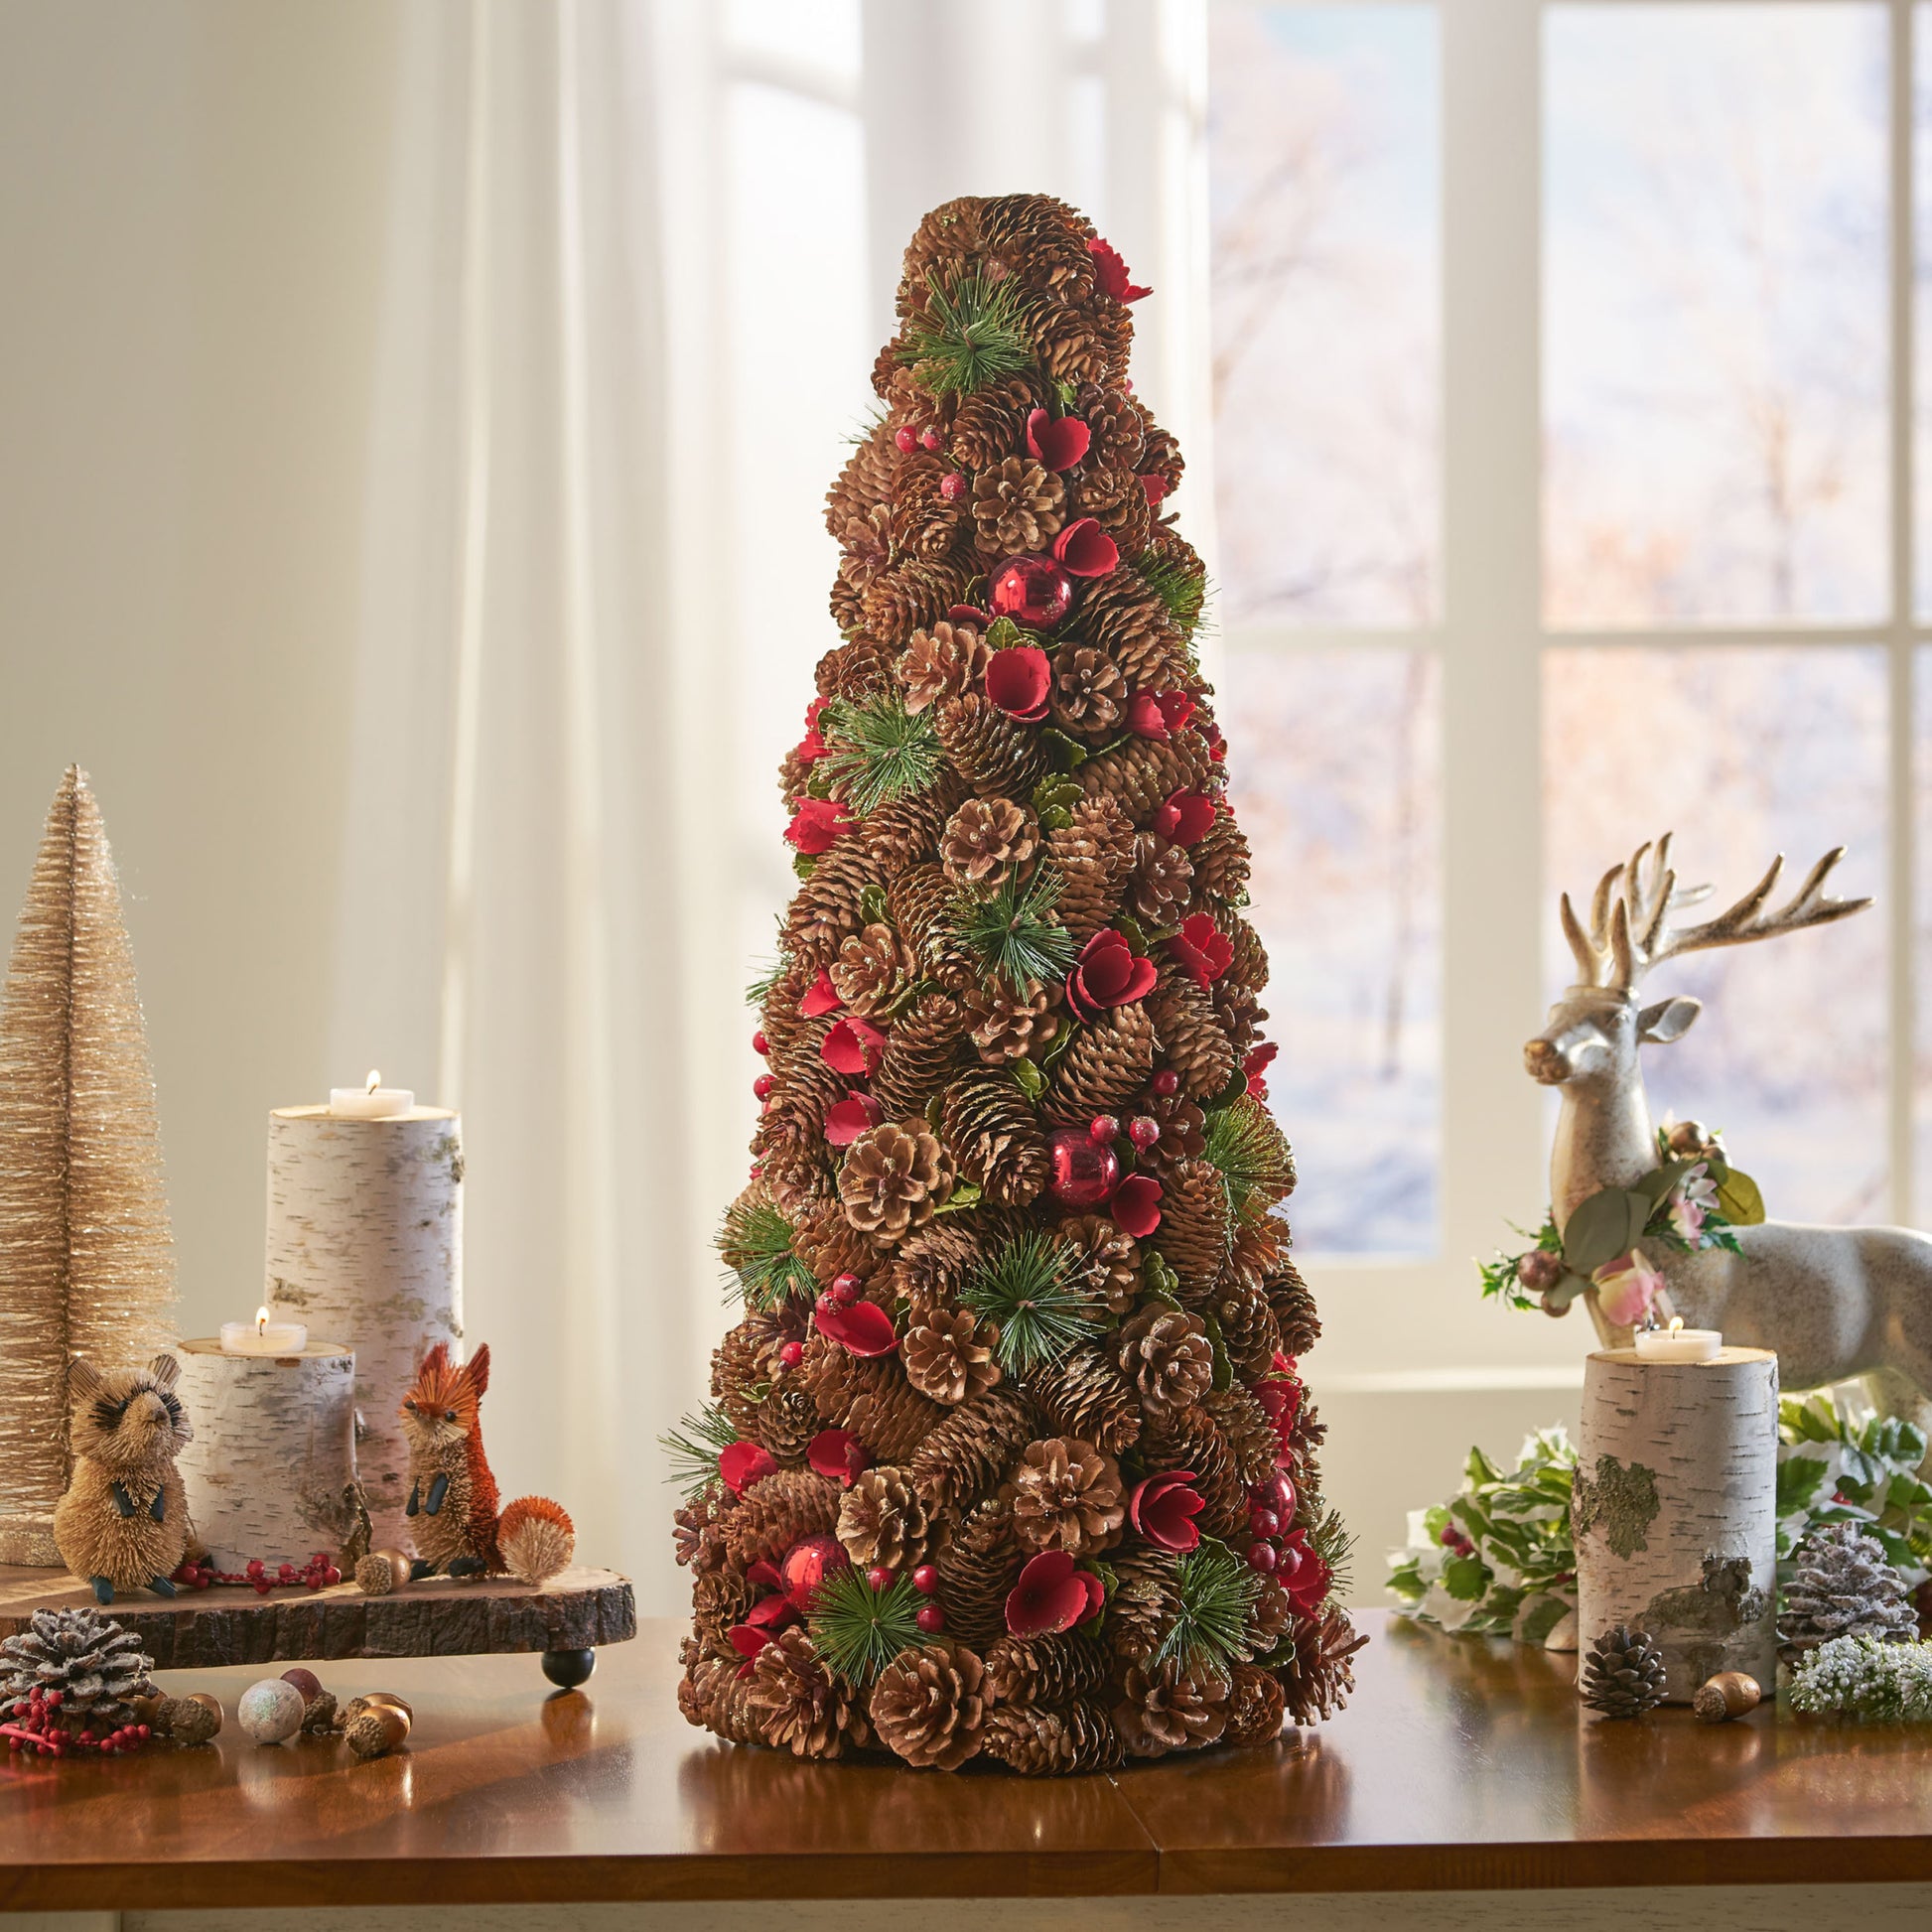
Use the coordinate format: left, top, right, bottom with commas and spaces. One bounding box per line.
1526, 835, 1870, 1094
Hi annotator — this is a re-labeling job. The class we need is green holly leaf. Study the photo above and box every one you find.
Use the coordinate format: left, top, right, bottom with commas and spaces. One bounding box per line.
1040, 728, 1089, 771
985, 616, 1025, 652
1010, 1057, 1045, 1102
1202, 1310, 1234, 1392
1442, 1554, 1491, 1601
791, 852, 817, 881
932, 1179, 983, 1215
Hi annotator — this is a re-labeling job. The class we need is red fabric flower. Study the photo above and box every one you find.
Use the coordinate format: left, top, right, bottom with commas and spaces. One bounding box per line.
1108, 1173, 1164, 1239
1065, 927, 1159, 1021
1154, 789, 1217, 846
1128, 1469, 1204, 1555
786, 797, 853, 855
1167, 912, 1234, 989
1278, 1531, 1332, 1616
1005, 1550, 1104, 1637
807, 1428, 874, 1485
1140, 473, 1169, 505
719, 1441, 778, 1494
1244, 1041, 1277, 1098
824, 1092, 884, 1147
1088, 236, 1152, 304
795, 696, 832, 766
746, 1560, 783, 1592
822, 1015, 888, 1078
814, 1299, 898, 1357
746, 1592, 796, 1630
800, 968, 844, 1018
985, 644, 1052, 721
1026, 408, 1092, 473
1051, 516, 1119, 579
948, 602, 993, 627
1125, 690, 1195, 741
729, 1623, 773, 1662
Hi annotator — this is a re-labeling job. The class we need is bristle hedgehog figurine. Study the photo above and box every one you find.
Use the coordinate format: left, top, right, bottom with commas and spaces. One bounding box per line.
54, 1355, 193, 1604
353, 1341, 575, 1593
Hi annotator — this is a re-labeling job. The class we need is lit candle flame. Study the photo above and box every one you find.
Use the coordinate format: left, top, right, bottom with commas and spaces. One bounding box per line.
256, 1307, 270, 1335
1668, 1315, 1684, 1339
365, 1069, 381, 1094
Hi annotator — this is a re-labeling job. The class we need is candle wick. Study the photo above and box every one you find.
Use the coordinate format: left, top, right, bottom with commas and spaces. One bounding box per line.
1668, 1316, 1684, 1338
365, 1069, 381, 1094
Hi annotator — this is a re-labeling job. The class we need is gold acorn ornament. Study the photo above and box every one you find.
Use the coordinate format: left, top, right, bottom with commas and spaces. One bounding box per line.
1693, 1671, 1762, 1724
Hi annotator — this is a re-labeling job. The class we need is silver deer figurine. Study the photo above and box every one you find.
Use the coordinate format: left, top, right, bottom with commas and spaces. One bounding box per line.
1526, 835, 1932, 1436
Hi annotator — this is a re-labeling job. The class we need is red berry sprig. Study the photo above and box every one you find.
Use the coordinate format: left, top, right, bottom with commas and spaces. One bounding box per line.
4, 1687, 152, 1758
171, 1551, 343, 1595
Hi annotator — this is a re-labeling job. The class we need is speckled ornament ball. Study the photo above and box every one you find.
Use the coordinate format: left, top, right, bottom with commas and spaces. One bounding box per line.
236, 1677, 306, 1744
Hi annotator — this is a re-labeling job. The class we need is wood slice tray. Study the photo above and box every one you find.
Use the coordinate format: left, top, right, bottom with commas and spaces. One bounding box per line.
0, 1563, 634, 1671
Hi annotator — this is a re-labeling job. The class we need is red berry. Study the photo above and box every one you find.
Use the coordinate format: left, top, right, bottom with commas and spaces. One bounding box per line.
919, 426, 942, 451
1152, 1069, 1179, 1097
778, 1340, 804, 1368
1129, 1116, 1160, 1151
1088, 1115, 1119, 1145
245, 1559, 265, 1578
939, 471, 966, 501
830, 1273, 862, 1307
915, 1602, 946, 1634
753, 1030, 770, 1055
44, 1691, 62, 1708
815, 1290, 839, 1317
1246, 1541, 1278, 1574
136, 1725, 150, 1739
911, 1564, 939, 1595
867, 1565, 894, 1591
79, 1730, 94, 1744
1250, 1507, 1280, 1538
753, 1073, 775, 1101
324, 1568, 342, 1586
895, 425, 917, 453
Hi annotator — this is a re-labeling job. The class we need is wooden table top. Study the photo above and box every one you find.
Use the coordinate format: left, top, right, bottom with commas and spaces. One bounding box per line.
2, 1610, 1930, 1911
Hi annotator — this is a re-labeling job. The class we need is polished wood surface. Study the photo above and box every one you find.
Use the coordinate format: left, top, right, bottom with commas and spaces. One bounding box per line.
0, 1563, 635, 1666
2, 1611, 1929, 1912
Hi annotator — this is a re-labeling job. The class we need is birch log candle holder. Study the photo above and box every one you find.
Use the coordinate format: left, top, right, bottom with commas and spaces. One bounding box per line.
174, 1338, 357, 1570
263, 1101, 463, 1549
1576, 1344, 1778, 1704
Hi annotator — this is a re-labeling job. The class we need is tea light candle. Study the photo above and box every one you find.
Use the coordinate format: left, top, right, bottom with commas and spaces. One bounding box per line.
1635, 1315, 1723, 1363
220, 1308, 309, 1356
329, 1070, 416, 1119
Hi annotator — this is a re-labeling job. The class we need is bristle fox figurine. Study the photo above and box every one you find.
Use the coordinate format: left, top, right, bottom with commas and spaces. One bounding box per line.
354, 1341, 575, 1592
54, 1355, 194, 1604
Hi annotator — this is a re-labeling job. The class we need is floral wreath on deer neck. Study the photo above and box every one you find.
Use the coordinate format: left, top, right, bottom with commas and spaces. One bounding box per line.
1479, 1120, 1767, 1324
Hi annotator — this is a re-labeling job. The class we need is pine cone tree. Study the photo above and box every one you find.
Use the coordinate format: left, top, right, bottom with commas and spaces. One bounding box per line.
1115, 1307, 1214, 1424
1114, 1658, 1232, 1757
1781, 1523, 1919, 1654
971, 456, 1064, 555
748, 1627, 872, 1758
838, 1121, 952, 1241
0, 1606, 155, 1740
871, 996, 969, 1119
1059, 1213, 1141, 1315
902, 1309, 1001, 1405
912, 1386, 1037, 1508
983, 1698, 1125, 1774
1581, 1624, 1669, 1719
965, 980, 1062, 1064
1044, 796, 1133, 938
898, 620, 990, 715
837, 1466, 933, 1570
1225, 1661, 1288, 1747
940, 798, 1038, 888
1150, 969, 1237, 1102
1042, 1002, 1157, 1123
942, 1066, 1050, 1206
830, 923, 916, 1017
1049, 644, 1128, 739
982, 1630, 1110, 1707
1006, 1437, 1125, 1556
1279, 1606, 1365, 1726
1151, 1158, 1232, 1291
934, 1497, 1024, 1650
869, 1641, 989, 1769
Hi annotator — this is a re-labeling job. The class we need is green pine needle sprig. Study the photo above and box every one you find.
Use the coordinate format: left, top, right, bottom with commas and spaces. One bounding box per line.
820, 694, 944, 815
960, 1231, 1101, 1375
1158, 1540, 1263, 1673
948, 867, 1079, 991
718, 1197, 816, 1312
1201, 1095, 1296, 1217
807, 1563, 925, 1688
1136, 547, 1210, 636
746, 950, 788, 1008
898, 271, 1035, 396
658, 1403, 737, 1503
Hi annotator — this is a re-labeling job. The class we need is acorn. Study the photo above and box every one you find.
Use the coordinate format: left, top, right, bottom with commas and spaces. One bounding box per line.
344, 1703, 411, 1759
1692, 1671, 1762, 1724
158, 1692, 223, 1745
345, 1692, 414, 1725
280, 1668, 324, 1705
354, 1549, 415, 1596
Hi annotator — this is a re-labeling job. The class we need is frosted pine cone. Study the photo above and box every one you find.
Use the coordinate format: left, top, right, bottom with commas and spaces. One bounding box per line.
971, 456, 1064, 555
1781, 1523, 1918, 1653
1059, 1213, 1141, 1315
869, 1641, 989, 1769
965, 979, 1062, 1063
940, 797, 1039, 888
1049, 643, 1128, 739
0, 1606, 155, 1738
748, 1627, 871, 1758
830, 923, 917, 1017
899, 620, 990, 715
902, 1309, 1002, 1406
837, 1466, 933, 1570
1115, 1658, 1232, 1757
1006, 1436, 1124, 1557
838, 1121, 952, 1240
1115, 1307, 1214, 1425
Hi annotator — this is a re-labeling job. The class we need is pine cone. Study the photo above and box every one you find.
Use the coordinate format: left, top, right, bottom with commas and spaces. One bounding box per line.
1077, 731, 1212, 822
830, 923, 917, 1018
1781, 1523, 1918, 1654
1129, 835, 1193, 926
1071, 381, 1147, 471
825, 421, 897, 536
950, 375, 1042, 471
837, 1465, 934, 1570
898, 620, 990, 714
871, 995, 969, 1119
1049, 643, 1128, 739
934, 1497, 1024, 1650
1221, 913, 1269, 995
722, 1469, 844, 1569
1246, 1574, 1295, 1656
1151, 1158, 1232, 1291
1044, 796, 1136, 941
1204, 1383, 1279, 1487
863, 558, 970, 648
934, 692, 1049, 798
1210, 1272, 1285, 1387
902, 1309, 1002, 1406
673, 1488, 730, 1573
753, 1381, 822, 1462
1020, 296, 1113, 388
748, 1627, 872, 1758
1266, 1258, 1321, 1355
887, 862, 965, 985
1006, 1437, 1125, 1556
912, 1386, 1037, 1508
983, 1698, 1124, 1774
863, 775, 969, 877
844, 1377, 948, 1465
1115, 1307, 1214, 1424
965, 979, 1062, 1063
869, 1640, 989, 1769
971, 456, 1064, 555
692, 1567, 759, 1652
791, 1197, 878, 1289
886, 1218, 994, 1323
1142, 1404, 1247, 1541
1225, 1662, 1288, 1746
1058, 1212, 1140, 1315
786, 838, 875, 967
1108, 1547, 1180, 1665
941, 1066, 1050, 1207
1280, 1606, 1365, 1726
1139, 1087, 1206, 1171
1192, 813, 1252, 904
0, 1606, 156, 1738
712, 1321, 768, 1440
940, 798, 1039, 888
1042, 1001, 1157, 1123
838, 1121, 953, 1241
1070, 463, 1155, 555
1150, 969, 1237, 1102
1581, 1624, 1669, 1719
983, 1631, 1109, 1706
1029, 1342, 1143, 1455
1114, 1657, 1232, 1757
682, 1650, 766, 1741
1141, 425, 1185, 495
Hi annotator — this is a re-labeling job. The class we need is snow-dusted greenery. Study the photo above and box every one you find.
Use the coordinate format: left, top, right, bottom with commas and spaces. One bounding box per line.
1787, 1635, 1932, 1722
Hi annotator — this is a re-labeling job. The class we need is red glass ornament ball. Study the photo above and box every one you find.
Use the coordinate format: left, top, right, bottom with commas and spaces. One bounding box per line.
988, 553, 1075, 629
1246, 1541, 1278, 1574
1045, 1125, 1120, 1208
1128, 1116, 1160, 1151
867, 1565, 895, 1592
753, 1031, 770, 1056
753, 1074, 774, 1101
830, 1273, 862, 1307
1255, 1471, 1297, 1520
915, 1602, 946, 1634
1088, 1114, 1119, 1145
939, 471, 966, 501
781, 1533, 849, 1612
896, 425, 917, 453
778, 1340, 805, 1368
1152, 1069, 1179, 1097
911, 1564, 939, 1596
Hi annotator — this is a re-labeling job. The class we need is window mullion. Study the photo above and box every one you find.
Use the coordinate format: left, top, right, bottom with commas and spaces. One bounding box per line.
1889, 0, 1917, 1227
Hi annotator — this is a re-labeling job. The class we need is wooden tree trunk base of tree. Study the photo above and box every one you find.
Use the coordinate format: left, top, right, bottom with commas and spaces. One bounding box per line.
1577, 1345, 1779, 1703
0, 1517, 61, 1568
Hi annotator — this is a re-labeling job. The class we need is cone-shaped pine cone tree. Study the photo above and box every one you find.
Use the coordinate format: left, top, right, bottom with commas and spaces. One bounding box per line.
666, 195, 1357, 1775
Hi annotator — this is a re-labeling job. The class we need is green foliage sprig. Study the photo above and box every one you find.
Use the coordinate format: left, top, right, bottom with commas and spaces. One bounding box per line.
658, 1403, 737, 1504
719, 1196, 816, 1312
807, 1564, 924, 1688
1158, 1540, 1262, 1672
820, 694, 943, 815
1788, 1635, 1932, 1721
1776, 1395, 1932, 1583
1201, 1095, 1295, 1219
898, 272, 1034, 396
948, 867, 1079, 990
1136, 547, 1209, 635
960, 1230, 1100, 1374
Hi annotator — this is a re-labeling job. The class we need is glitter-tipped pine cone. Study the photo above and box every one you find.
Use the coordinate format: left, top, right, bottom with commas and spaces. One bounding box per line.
670, 194, 1355, 1774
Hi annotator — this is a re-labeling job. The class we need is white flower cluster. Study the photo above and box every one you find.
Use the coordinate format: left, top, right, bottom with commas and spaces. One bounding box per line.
1787, 1635, 1932, 1722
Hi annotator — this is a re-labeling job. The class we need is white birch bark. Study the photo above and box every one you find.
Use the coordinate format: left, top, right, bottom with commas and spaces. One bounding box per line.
174, 1338, 358, 1569
1576, 1345, 1779, 1702
262, 1106, 462, 1548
